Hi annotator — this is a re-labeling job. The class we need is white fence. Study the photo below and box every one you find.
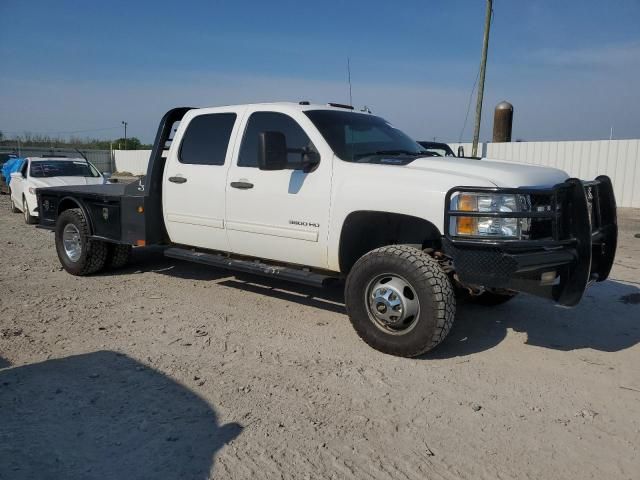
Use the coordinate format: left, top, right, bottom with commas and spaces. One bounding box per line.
114, 139, 640, 207
489, 140, 640, 208
113, 150, 151, 176
449, 140, 640, 208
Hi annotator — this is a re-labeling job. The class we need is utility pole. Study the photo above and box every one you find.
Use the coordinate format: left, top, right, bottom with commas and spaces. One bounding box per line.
347, 57, 353, 106
121, 121, 128, 150
472, 0, 493, 157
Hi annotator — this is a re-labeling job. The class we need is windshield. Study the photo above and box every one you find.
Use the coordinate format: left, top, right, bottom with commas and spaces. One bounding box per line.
29, 160, 100, 178
304, 110, 427, 163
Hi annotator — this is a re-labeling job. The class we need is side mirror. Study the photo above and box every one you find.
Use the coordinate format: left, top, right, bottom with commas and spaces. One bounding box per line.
258, 131, 288, 171
457, 146, 465, 157
301, 148, 320, 173
10, 172, 22, 179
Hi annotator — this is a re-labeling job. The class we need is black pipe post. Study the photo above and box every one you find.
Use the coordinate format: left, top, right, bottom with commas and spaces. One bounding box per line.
492, 101, 513, 142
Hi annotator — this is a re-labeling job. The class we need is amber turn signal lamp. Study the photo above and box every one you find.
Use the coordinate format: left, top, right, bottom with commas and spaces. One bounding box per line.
457, 193, 477, 212
456, 216, 477, 235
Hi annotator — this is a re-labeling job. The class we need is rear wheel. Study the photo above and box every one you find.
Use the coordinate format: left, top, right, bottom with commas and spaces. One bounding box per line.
345, 245, 456, 357
23, 197, 37, 224
106, 244, 132, 269
55, 208, 107, 275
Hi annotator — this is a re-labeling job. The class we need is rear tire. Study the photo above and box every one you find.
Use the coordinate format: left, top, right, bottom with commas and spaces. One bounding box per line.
345, 245, 456, 357
23, 197, 37, 224
106, 244, 132, 269
55, 208, 108, 275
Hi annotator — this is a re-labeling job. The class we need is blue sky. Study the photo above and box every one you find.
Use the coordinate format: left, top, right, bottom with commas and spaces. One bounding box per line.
1, 0, 639, 143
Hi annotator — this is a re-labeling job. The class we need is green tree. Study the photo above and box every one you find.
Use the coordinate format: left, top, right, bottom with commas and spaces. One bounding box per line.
113, 137, 143, 150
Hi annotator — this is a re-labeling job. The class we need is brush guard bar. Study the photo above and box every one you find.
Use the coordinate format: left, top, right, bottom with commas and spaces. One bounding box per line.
442, 176, 617, 306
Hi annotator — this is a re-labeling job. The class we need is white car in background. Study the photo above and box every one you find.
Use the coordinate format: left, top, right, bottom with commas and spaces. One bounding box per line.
9, 157, 106, 224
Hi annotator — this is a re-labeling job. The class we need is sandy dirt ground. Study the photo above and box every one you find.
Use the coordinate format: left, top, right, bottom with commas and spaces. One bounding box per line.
0, 194, 639, 480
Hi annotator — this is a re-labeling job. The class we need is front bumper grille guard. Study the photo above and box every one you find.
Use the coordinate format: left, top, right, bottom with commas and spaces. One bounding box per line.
443, 176, 617, 306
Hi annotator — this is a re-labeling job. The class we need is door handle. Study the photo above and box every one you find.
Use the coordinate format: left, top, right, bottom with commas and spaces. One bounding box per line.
168, 176, 187, 184
230, 181, 254, 190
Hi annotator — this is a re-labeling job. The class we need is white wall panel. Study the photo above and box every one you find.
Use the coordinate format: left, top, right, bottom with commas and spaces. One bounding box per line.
113, 150, 151, 175
480, 140, 640, 208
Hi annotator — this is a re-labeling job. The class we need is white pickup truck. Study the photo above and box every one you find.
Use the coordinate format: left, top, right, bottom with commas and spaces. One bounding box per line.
35, 102, 618, 357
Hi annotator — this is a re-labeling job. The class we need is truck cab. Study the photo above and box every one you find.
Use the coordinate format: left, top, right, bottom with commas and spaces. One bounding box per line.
36, 102, 618, 357
162, 103, 332, 269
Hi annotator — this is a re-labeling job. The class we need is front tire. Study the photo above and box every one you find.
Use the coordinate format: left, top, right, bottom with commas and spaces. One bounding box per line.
55, 208, 108, 275
23, 197, 37, 224
345, 245, 456, 357
9, 193, 20, 213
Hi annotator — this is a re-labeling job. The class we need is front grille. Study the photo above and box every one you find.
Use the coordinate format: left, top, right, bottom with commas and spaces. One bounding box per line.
529, 218, 553, 240
529, 193, 554, 240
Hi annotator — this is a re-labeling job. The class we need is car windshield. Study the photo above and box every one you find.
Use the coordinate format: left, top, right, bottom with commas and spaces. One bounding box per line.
29, 160, 99, 178
418, 142, 456, 157
424, 147, 451, 157
304, 110, 428, 163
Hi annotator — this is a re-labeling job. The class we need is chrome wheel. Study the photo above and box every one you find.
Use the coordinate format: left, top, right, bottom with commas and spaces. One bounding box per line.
62, 223, 82, 262
366, 273, 420, 335
23, 199, 29, 222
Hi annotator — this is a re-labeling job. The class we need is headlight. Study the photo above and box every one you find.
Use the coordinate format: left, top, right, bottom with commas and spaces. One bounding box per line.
449, 192, 531, 239
28, 187, 37, 194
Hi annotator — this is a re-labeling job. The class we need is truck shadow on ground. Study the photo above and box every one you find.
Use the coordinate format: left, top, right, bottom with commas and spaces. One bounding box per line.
215, 275, 640, 358
109, 247, 347, 314
120, 248, 640, 357
0, 356, 10, 369
0, 351, 241, 480
426, 279, 640, 359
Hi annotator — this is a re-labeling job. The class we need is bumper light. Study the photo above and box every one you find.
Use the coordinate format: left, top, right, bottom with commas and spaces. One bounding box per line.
540, 270, 558, 286
450, 192, 531, 239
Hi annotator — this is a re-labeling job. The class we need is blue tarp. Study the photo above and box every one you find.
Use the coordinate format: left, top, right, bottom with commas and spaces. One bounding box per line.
1, 157, 25, 184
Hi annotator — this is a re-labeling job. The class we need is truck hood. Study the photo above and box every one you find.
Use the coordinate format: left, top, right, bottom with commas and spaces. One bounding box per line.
31, 176, 105, 188
405, 156, 569, 188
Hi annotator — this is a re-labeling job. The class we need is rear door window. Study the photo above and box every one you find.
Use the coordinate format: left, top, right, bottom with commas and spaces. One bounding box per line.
179, 113, 237, 165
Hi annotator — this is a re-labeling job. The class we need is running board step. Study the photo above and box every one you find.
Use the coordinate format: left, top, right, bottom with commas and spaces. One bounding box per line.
164, 247, 337, 288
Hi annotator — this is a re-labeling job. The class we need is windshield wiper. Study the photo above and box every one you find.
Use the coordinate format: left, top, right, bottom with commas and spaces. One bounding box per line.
355, 149, 427, 159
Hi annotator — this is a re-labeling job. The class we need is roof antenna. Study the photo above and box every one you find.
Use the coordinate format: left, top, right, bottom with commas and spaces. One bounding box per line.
75, 148, 88, 161
75, 148, 91, 168
347, 57, 353, 106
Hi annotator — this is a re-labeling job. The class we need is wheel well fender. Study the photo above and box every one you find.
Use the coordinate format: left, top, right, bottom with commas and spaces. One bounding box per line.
338, 210, 442, 273
57, 197, 94, 233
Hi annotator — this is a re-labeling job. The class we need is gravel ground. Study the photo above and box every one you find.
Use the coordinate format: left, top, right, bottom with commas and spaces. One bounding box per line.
1, 195, 639, 480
